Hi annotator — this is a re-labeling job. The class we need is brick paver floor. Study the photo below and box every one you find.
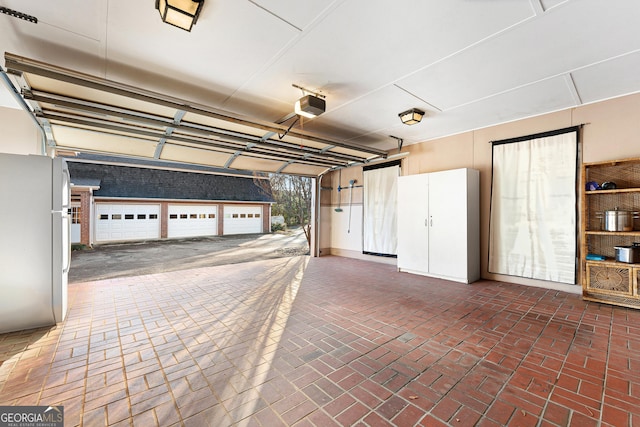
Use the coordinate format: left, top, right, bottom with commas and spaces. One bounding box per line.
1, 255, 639, 426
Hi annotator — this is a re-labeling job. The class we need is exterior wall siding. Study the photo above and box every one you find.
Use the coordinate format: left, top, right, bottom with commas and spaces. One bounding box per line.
262, 205, 270, 233
218, 205, 224, 236
161, 202, 168, 239
79, 189, 92, 247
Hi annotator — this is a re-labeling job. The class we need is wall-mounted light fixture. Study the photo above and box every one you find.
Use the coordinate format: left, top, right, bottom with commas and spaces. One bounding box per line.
398, 108, 425, 125
156, 0, 204, 32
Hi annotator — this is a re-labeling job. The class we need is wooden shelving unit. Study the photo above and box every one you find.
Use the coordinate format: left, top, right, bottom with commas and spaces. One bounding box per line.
581, 157, 640, 308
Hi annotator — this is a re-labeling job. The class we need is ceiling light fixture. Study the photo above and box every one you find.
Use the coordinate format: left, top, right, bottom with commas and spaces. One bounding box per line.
156, 0, 204, 32
398, 108, 425, 125
292, 84, 326, 119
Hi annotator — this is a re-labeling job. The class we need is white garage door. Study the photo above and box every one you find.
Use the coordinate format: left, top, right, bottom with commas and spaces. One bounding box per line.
223, 205, 263, 235
168, 205, 218, 238
95, 204, 160, 242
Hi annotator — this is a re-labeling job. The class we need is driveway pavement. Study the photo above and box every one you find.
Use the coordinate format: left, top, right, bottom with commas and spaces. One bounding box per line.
69, 228, 309, 283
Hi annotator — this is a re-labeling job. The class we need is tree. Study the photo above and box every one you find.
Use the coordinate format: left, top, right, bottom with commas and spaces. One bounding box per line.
255, 173, 313, 246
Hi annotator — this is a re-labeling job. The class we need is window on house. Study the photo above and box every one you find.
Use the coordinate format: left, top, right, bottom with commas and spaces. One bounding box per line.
138, 214, 146, 219
99, 214, 108, 220
255, 214, 260, 218
71, 206, 81, 224
209, 214, 216, 218
180, 214, 187, 219
248, 214, 254, 218
232, 214, 238, 218
170, 214, 178, 219
125, 214, 134, 220
149, 214, 158, 219
240, 214, 246, 218
112, 214, 122, 220
190, 214, 197, 219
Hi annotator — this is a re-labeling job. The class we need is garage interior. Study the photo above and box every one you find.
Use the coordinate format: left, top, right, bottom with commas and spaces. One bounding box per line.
2, 1, 640, 426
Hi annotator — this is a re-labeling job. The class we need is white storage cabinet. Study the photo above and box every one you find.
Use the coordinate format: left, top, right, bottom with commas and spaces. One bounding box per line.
397, 168, 480, 283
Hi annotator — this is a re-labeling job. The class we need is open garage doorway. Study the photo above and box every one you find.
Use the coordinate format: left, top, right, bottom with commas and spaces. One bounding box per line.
69, 173, 315, 283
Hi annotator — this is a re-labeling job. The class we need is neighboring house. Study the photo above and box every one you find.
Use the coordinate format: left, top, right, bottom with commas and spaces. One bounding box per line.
67, 157, 274, 246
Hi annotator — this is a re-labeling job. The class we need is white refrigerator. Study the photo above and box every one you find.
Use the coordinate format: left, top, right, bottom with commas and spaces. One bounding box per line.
0, 153, 71, 333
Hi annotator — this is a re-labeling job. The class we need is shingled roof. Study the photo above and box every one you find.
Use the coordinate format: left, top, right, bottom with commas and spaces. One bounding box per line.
68, 162, 274, 203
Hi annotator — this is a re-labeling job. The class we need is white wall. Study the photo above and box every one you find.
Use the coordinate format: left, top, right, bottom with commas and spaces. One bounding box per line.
320, 176, 401, 263
330, 204, 362, 252
0, 106, 42, 155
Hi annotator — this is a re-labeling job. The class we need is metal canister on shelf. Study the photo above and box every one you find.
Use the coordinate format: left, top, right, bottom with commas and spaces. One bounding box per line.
615, 243, 640, 263
597, 207, 638, 231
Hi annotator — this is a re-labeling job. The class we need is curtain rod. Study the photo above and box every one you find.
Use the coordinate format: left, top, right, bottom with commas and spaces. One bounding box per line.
489, 124, 588, 145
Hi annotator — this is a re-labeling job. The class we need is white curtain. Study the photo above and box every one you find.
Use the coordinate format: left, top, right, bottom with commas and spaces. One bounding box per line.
363, 165, 399, 256
488, 129, 578, 284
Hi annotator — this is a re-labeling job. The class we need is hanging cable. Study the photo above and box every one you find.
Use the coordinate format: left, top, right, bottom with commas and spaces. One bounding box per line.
278, 115, 299, 139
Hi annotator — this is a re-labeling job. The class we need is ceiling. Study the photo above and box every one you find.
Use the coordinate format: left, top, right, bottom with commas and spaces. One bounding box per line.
1, 0, 639, 175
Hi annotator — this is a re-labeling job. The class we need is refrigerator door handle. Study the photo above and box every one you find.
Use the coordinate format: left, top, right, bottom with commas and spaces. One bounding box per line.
63, 212, 71, 274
